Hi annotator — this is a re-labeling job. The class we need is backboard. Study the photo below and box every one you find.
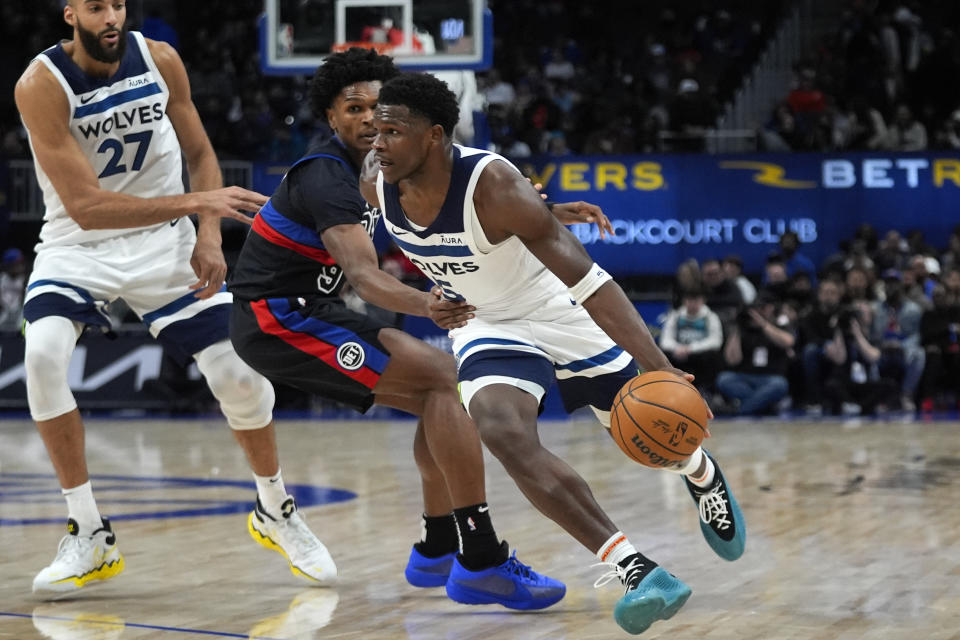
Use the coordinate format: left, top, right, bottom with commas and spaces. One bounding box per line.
260, 0, 492, 75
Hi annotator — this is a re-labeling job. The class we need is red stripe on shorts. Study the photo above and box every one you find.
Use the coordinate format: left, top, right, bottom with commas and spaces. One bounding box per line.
249, 299, 380, 389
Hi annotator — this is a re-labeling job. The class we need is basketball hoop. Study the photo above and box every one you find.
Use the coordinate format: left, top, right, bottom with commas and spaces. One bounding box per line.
331, 42, 396, 55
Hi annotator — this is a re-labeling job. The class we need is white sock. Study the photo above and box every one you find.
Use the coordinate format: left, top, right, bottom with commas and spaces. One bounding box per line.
62, 481, 102, 534
254, 469, 288, 517
687, 449, 716, 488
596, 531, 639, 566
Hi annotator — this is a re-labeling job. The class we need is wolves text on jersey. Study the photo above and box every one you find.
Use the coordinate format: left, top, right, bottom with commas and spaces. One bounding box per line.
78, 102, 164, 139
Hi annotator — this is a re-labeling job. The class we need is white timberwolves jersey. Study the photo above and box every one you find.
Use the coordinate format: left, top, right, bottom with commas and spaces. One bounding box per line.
377, 145, 570, 321
27, 31, 184, 251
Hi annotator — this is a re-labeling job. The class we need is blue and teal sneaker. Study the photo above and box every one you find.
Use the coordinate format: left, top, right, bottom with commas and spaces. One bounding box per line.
684, 450, 746, 561
445, 542, 566, 610
596, 558, 691, 635
405, 545, 456, 588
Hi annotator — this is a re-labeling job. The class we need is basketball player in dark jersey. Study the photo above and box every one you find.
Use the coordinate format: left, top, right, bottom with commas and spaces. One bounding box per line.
229, 48, 564, 610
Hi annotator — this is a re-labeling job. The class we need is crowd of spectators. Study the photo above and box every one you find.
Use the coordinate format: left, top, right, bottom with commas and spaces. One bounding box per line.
0, 1, 789, 160
761, 0, 960, 152
663, 226, 960, 417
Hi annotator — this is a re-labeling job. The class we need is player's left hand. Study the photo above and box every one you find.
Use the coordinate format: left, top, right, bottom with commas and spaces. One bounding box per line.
550, 202, 614, 238
427, 286, 475, 329
189, 237, 227, 299
659, 365, 715, 428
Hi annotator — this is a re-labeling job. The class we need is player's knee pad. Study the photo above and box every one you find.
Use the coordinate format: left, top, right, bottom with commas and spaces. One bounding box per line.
24, 317, 82, 421
195, 341, 274, 430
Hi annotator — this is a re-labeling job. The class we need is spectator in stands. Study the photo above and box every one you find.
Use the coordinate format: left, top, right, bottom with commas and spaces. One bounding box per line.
887, 103, 928, 150
723, 254, 756, 305
701, 257, 744, 333
798, 278, 845, 414
872, 269, 926, 411
903, 254, 938, 310
0, 247, 26, 331
659, 287, 724, 398
778, 230, 818, 285
822, 303, 898, 416
716, 290, 795, 416
481, 69, 516, 110
944, 266, 960, 305
845, 265, 878, 306
668, 78, 716, 152
760, 102, 801, 151
919, 284, 960, 410
785, 271, 815, 316
833, 97, 888, 150
762, 254, 789, 299
542, 47, 575, 82
873, 229, 909, 273
941, 226, 960, 273
934, 108, 960, 149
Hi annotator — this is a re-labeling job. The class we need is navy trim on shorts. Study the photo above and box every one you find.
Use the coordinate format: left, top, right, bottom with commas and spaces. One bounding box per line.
22, 292, 111, 328
556, 345, 625, 372
141, 285, 227, 328
556, 360, 638, 414
155, 304, 231, 365
459, 349, 555, 389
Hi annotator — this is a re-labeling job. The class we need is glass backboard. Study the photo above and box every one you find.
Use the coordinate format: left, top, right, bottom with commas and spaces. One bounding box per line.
260, 0, 492, 75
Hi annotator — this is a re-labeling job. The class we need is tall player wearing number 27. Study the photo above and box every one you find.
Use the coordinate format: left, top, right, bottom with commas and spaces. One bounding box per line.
15, 0, 336, 595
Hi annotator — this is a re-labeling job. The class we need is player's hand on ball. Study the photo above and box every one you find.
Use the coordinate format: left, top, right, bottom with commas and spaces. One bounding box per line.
427, 287, 475, 329
659, 366, 714, 426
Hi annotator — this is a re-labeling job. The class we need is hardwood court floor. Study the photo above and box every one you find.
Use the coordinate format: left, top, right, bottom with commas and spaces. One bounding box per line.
1, 415, 959, 639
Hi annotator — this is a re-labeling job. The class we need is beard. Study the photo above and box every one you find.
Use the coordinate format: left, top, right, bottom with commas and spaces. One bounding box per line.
76, 20, 127, 63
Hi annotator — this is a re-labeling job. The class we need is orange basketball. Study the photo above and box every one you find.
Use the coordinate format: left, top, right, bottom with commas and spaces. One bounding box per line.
610, 371, 708, 469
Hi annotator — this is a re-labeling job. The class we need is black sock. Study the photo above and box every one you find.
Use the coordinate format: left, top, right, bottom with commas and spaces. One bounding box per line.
453, 503, 507, 570
621, 552, 657, 590
413, 513, 459, 558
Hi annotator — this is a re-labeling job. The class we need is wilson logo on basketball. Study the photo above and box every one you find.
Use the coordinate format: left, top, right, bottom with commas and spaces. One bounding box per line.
336, 342, 365, 371
630, 434, 683, 469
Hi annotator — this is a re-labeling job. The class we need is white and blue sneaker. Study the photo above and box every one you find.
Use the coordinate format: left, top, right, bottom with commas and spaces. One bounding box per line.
684, 450, 746, 561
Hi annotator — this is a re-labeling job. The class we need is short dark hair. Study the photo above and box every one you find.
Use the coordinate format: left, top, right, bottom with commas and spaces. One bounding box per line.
309, 47, 399, 121
378, 72, 460, 136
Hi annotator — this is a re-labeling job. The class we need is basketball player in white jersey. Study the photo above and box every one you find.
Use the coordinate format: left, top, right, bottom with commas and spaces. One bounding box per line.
360, 73, 747, 635
15, 0, 335, 594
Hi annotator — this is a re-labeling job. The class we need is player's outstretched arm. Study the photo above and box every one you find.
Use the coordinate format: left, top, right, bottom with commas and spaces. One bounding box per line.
475, 161, 683, 377
149, 38, 229, 298
14, 61, 265, 231
321, 223, 474, 328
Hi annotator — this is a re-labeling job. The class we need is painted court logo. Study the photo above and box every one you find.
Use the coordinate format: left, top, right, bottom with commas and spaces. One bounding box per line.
336, 342, 365, 371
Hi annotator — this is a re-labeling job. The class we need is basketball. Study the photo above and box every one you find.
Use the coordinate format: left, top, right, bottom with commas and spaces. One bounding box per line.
610, 371, 708, 469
